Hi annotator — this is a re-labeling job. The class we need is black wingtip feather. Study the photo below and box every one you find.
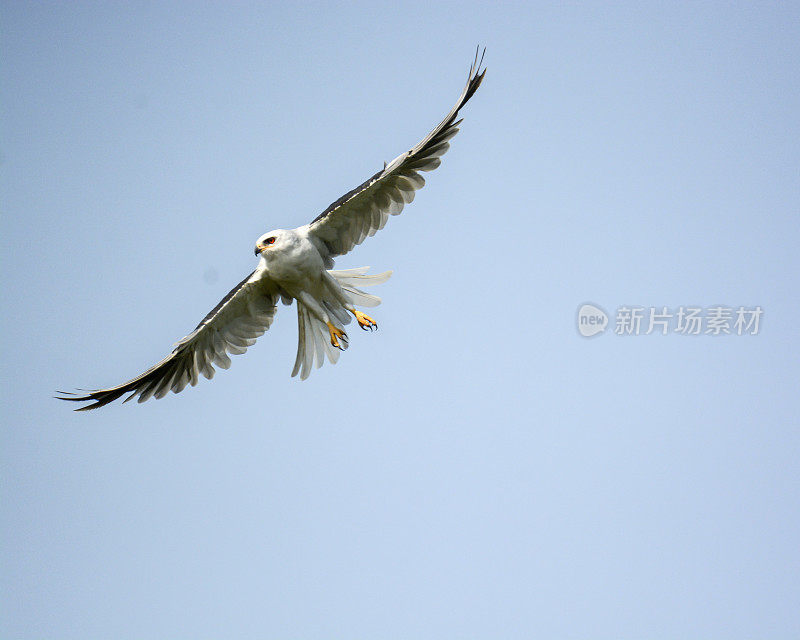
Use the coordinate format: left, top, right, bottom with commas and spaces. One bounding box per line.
463, 47, 487, 105
55, 391, 91, 402
55, 387, 132, 411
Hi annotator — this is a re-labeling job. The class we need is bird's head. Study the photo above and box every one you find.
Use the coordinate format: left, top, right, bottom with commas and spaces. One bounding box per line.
254, 229, 289, 256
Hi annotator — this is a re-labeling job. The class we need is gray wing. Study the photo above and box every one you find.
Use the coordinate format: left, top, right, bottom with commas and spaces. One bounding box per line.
306, 48, 485, 258
57, 268, 279, 411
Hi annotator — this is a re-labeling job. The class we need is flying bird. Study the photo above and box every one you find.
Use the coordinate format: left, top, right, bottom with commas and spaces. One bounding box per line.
58, 49, 486, 410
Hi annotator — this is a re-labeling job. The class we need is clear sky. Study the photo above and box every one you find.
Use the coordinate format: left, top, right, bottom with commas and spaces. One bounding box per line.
2, 2, 799, 638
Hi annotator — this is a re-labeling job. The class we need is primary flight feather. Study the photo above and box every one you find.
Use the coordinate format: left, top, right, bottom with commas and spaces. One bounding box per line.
58, 49, 486, 410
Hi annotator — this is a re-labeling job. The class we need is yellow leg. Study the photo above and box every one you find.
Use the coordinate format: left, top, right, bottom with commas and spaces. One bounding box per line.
327, 322, 347, 349
351, 309, 378, 331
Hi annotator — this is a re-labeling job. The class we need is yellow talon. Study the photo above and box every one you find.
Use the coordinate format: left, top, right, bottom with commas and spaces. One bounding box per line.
327, 322, 347, 349
352, 310, 378, 331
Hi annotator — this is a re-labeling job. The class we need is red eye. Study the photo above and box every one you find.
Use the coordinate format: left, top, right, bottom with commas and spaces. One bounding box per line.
266, 237, 276, 245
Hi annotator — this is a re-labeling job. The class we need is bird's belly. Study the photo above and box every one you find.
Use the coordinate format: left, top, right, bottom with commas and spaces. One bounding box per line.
264, 243, 325, 293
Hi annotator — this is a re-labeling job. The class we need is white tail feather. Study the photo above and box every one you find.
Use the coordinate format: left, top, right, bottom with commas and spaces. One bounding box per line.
291, 267, 391, 379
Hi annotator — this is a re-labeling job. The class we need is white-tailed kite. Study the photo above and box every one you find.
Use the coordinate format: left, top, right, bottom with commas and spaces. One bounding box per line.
58, 49, 485, 410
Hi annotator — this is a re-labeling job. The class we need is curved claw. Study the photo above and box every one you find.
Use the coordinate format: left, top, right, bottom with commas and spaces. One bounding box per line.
353, 310, 378, 332
327, 322, 348, 350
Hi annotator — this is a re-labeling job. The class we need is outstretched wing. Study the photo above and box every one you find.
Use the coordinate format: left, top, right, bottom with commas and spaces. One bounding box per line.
57, 268, 279, 411
307, 47, 485, 258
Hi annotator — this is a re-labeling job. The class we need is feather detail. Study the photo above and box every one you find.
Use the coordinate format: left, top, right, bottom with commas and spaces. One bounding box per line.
306, 48, 485, 259
57, 268, 279, 410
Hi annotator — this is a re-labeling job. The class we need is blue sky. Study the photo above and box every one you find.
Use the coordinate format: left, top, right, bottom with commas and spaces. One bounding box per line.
2, 2, 799, 638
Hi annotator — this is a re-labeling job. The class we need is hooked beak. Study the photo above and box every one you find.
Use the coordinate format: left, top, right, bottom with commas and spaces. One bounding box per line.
254, 244, 262, 256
